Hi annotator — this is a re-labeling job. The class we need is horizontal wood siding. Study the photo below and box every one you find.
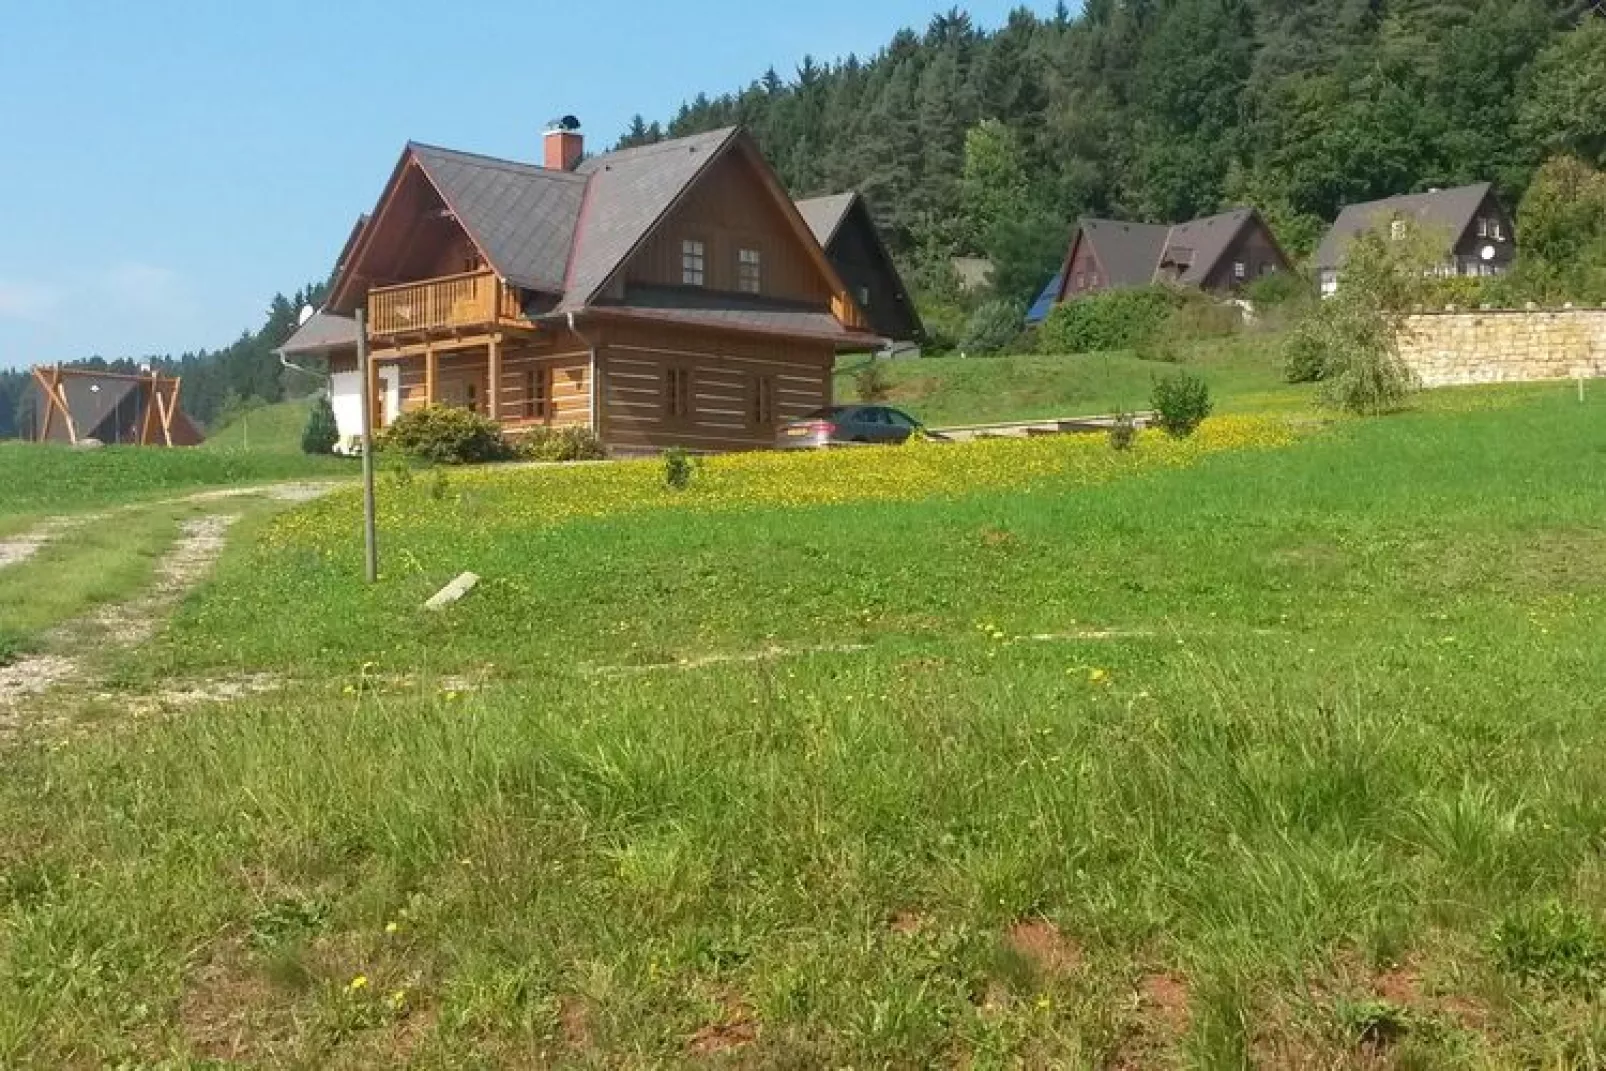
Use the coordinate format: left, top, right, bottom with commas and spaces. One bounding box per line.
598, 321, 831, 452
495, 344, 591, 430
625, 152, 830, 305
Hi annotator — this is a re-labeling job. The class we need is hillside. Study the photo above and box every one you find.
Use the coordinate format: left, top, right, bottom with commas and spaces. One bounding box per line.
632, 2, 1606, 302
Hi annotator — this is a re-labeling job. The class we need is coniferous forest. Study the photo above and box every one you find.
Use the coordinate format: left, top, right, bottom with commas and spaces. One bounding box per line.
5, 1, 1605, 437
621, 1, 1606, 302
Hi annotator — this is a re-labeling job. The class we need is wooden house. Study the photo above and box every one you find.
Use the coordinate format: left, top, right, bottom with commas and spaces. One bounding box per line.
795, 192, 923, 343
1315, 183, 1514, 296
278, 125, 882, 454
29, 364, 203, 447
1044, 208, 1291, 311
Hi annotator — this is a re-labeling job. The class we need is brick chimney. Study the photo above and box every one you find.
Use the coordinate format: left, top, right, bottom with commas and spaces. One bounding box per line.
544, 123, 584, 172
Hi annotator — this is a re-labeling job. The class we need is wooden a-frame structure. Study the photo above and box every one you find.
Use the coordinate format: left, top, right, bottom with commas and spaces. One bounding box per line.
30, 364, 203, 447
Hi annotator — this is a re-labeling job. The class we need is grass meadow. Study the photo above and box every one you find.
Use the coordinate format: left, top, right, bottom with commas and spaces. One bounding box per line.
2, 382, 1604, 1066
833, 336, 1310, 427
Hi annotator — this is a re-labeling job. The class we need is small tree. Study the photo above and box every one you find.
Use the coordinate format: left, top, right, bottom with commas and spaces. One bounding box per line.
1281, 224, 1434, 414
1150, 372, 1213, 438
960, 299, 1025, 356
301, 394, 339, 455
855, 361, 892, 402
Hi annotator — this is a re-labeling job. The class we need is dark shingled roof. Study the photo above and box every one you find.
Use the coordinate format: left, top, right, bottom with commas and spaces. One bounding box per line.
1079, 219, 1173, 287
795, 192, 858, 248
1160, 208, 1257, 286
558, 127, 740, 312
277, 311, 358, 357
410, 143, 588, 294
1315, 183, 1493, 271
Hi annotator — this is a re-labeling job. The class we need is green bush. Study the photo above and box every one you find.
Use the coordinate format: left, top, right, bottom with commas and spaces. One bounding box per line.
516, 425, 606, 462
916, 301, 970, 356
1150, 372, 1213, 438
300, 395, 339, 455
376, 405, 511, 465
1038, 287, 1181, 355
663, 446, 697, 491
959, 299, 1026, 356
855, 361, 892, 402
1243, 270, 1311, 309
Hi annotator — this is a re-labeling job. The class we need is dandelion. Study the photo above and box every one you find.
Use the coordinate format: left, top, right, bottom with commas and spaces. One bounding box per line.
385, 921, 400, 935
348, 974, 369, 992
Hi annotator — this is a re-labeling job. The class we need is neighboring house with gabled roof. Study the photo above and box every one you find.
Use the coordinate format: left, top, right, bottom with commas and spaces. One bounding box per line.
1314, 183, 1514, 296
1040, 208, 1290, 315
279, 123, 880, 454
795, 191, 923, 343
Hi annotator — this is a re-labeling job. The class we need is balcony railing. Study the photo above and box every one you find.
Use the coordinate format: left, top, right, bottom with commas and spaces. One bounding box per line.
368, 271, 528, 339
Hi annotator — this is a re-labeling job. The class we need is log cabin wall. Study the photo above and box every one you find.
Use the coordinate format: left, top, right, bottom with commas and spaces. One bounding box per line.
597, 320, 833, 452
625, 153, 832, 305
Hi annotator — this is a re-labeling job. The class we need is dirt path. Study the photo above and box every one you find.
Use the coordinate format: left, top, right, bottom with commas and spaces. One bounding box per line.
0, 514, 243, 727
0, 481, 337, 574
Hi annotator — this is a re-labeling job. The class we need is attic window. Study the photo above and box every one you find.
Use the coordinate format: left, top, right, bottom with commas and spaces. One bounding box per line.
737, 248, 762, 294
682, 240, 706, 287
1493, 219, 1505, 241
1477, 218, 1489, 238
1233, 261, 1247, 280
858, 285, 871, 308
1391, 219, 1407, 241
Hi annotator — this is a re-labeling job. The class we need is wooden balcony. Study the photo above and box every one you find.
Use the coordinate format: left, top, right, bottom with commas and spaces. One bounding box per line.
367, 271, 529, 341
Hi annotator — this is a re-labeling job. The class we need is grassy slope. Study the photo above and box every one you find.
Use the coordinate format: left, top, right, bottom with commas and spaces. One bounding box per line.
201, 398, 315, 454
3, 386, 1606, 1065
833, 334, 1309, 427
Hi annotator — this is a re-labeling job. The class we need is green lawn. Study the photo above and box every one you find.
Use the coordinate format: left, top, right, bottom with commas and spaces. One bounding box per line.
0, 440, 351, 532
834, 334, 1309, 427
3, 385, 1605, 1066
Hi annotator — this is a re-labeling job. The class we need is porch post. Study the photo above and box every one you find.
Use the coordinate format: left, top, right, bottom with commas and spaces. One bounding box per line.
487, 336, 502, 422
424, 345, 437, 407
367, 348, 382, 429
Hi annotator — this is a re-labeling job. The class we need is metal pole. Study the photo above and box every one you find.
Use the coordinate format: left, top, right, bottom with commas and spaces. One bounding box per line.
356, 309, 379, 583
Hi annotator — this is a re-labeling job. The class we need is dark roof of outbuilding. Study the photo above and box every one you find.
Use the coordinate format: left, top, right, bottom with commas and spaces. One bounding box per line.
277, 311, 359, 357
1315, 183, 1495, 271
795, 192, 858, 248
409, 143, 589, 294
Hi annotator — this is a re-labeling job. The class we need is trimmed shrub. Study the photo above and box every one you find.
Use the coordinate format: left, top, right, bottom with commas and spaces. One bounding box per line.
1150, 372, 1213, 438
960, 299, 1026, 356
517, 426, 606, 462
300, 395, 339, 455
377, 405, 511, 465
1038, 287, 1181, 355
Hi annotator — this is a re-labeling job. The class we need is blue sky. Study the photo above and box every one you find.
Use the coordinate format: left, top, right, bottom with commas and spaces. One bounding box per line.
0, 1, 1053, 370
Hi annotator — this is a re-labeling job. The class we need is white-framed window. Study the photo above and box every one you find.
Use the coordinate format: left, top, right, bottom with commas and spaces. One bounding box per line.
1074, 272, 1085, 289
737, 247, 762, 293
1233, 261, 1247, 280
857, 285, 871, 308
1493, 220, 1505, 241
681, 239, 706, 287
1477, 218, 1489, 238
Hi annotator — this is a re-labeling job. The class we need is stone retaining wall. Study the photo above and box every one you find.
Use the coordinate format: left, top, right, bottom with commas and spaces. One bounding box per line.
1398, 308, 1606, 388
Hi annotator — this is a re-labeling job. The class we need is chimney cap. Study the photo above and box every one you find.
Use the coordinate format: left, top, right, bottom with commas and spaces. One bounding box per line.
547, 115, 582, 133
